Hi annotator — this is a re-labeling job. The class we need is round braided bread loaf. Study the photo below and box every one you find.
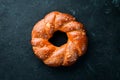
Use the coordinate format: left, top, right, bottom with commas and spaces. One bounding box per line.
31, 11, 87, 67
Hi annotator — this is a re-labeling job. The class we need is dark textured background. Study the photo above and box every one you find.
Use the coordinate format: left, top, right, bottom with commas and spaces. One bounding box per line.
0, 0, 120, 80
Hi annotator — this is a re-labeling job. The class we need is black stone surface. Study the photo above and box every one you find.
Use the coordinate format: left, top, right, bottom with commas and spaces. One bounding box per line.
0, 0, 120, 80
49, 31, 68, 47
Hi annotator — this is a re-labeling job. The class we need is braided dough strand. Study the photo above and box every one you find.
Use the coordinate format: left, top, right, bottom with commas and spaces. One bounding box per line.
31, 11, 87, 67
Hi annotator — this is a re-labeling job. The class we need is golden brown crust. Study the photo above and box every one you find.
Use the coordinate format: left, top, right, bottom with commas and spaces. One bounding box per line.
31, 11, 87, 67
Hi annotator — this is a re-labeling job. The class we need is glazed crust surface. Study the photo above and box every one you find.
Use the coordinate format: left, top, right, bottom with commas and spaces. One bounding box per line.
31, 11, 87, 67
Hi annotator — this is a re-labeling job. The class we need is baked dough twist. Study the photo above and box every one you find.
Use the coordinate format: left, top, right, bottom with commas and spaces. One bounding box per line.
31, 11, 87, 67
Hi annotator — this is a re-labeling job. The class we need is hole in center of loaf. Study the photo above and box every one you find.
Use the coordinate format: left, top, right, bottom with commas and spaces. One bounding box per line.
48, 30, 68, 47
